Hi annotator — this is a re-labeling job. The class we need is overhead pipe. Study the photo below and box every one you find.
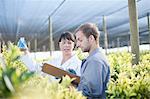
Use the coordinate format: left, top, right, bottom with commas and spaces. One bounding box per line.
38, 0, 66, 35
38, 0, 66, 34
49, 0, 66, 17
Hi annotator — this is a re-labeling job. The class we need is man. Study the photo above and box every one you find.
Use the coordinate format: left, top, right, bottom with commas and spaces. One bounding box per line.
75, 23, 110, 99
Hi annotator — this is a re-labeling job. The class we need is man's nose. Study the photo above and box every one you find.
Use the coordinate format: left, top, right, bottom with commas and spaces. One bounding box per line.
76, 42, 80, 48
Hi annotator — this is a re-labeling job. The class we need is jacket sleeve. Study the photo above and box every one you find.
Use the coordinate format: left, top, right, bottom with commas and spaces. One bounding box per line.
78, 60, 107, 98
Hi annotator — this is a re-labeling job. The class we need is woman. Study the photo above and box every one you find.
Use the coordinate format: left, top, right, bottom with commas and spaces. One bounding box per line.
20, 31, 81, 77
47, 31, 81, 76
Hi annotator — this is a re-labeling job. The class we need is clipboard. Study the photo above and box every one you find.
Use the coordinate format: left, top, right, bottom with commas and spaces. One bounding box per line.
42, 63, 80, 84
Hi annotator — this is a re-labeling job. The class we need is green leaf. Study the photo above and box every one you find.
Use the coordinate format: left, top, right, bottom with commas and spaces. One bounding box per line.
19, 71, 34, 82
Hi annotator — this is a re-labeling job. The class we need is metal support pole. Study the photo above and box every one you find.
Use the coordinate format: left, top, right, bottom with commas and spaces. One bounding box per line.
147, 13, 150, 50
34, 34, 37, 52
27, 41, 31, 51
127, 34, 130, 52
0, 41, 1, 53
128, 0, 140, 64
42, 45, 46, 51
103, 16, 108, 54
48, 16, 53, 56
112, 41, 115, 48
117, 37, 120, 48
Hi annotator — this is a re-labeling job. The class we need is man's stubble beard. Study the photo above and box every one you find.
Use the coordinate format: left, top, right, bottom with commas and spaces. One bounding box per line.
83, 45, 91, 53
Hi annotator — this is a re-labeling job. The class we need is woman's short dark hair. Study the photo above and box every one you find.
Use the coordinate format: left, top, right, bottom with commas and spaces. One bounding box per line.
58, 31, 75, 43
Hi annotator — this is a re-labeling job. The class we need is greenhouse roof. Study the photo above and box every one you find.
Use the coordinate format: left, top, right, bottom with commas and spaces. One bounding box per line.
0, 0, 149, 48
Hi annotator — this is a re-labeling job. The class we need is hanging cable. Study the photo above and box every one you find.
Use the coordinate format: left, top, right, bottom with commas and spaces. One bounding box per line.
49, 0, 66, 17
31, 0, 66, 44
38, 0, 66, 34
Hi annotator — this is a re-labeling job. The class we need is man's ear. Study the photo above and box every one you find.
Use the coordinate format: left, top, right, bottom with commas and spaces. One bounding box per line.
89, 35, 95, 42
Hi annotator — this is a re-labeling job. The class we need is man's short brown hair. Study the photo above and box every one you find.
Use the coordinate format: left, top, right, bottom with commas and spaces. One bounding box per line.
75, 23, 100, 43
